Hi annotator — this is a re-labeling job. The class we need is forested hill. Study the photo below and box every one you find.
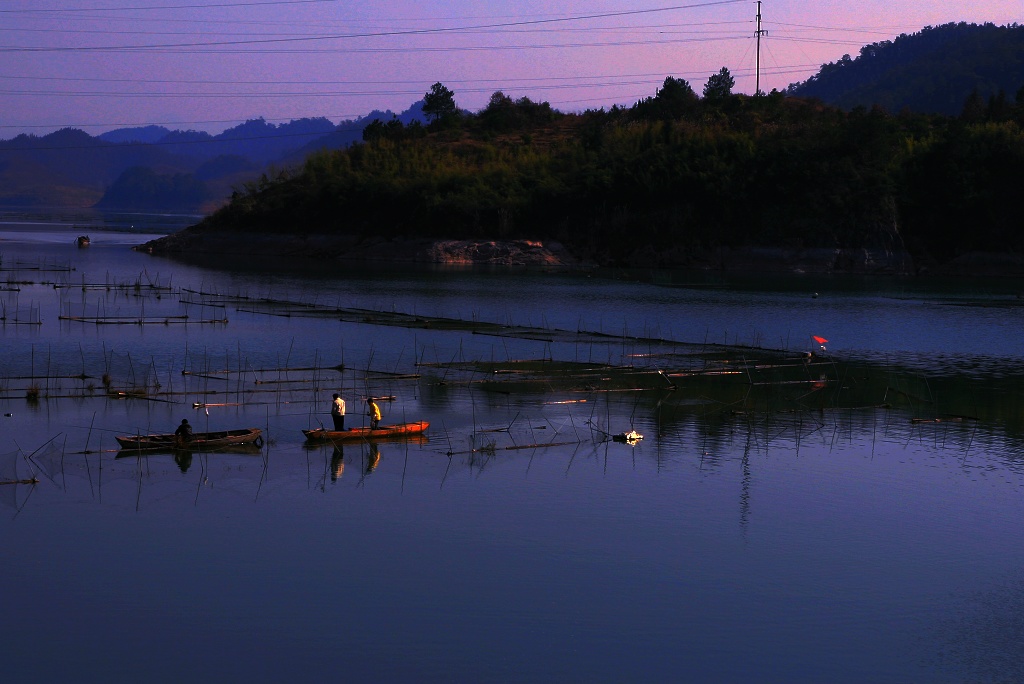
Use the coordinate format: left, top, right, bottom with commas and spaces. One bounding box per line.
169, 83, 1024, 274
0, 104, 426, 210
787, 23, 1024, 115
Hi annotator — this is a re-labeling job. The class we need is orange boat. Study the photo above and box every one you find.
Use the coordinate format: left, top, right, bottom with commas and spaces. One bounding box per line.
303, 421, 429, 442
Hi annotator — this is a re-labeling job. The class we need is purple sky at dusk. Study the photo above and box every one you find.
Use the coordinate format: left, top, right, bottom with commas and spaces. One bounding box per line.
1, 0, 1021, 137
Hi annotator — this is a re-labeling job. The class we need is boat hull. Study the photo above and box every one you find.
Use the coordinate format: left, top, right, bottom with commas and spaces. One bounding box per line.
303, 421, 429, 442
115, 427, 263, 451
115, 443, 263, 458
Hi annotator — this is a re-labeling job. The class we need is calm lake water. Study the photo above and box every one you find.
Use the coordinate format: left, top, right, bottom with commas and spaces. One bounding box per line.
2, 222, 1024, 683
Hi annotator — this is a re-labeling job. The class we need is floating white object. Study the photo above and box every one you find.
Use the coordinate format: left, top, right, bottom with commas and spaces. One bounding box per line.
613, 430, 643, 443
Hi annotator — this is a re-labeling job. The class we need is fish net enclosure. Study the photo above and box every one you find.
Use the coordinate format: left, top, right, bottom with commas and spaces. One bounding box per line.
24, 439, 70, 489
31, 442, 146, 492
0, 344, 165, 400
0, 448, 24, 483
102, 349, 164, 397
0, 448, 32, 511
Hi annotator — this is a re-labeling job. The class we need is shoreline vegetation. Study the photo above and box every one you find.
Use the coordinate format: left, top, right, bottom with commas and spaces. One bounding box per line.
138, 72, 1024, 277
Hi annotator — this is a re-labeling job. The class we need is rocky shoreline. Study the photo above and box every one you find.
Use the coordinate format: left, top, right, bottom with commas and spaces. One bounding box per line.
136, 230, 581, 267
135, 229, 1024, 277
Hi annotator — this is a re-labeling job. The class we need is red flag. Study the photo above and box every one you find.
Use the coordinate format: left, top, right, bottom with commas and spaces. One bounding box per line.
812, 336, 828, 344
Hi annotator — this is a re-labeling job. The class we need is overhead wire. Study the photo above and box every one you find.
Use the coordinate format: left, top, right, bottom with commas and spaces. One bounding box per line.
0, 0, 346, 13
0, 20, 754, 38
0, 62, 819, 135
0, 0, 978, 136
0, 1, 749, 53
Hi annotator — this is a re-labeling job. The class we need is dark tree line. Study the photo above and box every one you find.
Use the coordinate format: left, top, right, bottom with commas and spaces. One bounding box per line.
788, 22, 1024, 116
194, 71, 1024, 270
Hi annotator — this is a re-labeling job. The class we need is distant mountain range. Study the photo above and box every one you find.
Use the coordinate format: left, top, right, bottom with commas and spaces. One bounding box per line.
0, 102, 426, 212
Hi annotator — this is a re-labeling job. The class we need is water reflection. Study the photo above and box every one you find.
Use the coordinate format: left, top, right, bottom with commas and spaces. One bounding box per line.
330, 446, 344, 481
365, 443, 380, 474
173, 452, 192, 473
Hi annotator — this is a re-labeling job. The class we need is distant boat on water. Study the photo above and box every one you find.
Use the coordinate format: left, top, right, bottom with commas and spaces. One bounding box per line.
76, 235, 90, 247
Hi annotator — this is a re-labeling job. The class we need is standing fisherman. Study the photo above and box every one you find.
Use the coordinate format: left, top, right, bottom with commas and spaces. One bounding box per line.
331, 393, 346, 431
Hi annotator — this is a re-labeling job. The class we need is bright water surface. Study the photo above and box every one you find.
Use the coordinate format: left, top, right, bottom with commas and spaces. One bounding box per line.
2, 220, 1024, 683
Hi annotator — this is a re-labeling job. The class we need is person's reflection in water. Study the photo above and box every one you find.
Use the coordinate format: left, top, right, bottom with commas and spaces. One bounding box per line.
174, 451, 193, 473
330, 445, 345, 482
366, 442, 380, 473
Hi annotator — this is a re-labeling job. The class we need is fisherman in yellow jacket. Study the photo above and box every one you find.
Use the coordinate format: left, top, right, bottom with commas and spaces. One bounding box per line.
366, 397, 381, 430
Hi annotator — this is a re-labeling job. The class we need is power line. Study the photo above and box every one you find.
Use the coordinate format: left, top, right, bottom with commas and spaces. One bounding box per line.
0, 0, 343, 13
0, 1, 748, 52
0, 79, 680, 98
0, 61, 821, 135
0, 20, 753, 39
0, 69, 745, 86
771, 21, 925, 34
2, 2, 945, 137
768, 36, 877, 48
0, 34, 751, 56
0, 63, 824, 145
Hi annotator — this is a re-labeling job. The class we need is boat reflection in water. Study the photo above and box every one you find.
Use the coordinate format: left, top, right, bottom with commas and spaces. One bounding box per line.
325, 442, 382, 481
330, 446, 344, 481
114, 443, 264, 459
174, 452, 192, 473
366, 443, 380, 473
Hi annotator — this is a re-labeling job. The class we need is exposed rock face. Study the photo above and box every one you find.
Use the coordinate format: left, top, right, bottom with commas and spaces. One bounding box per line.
426, 239, 575, 266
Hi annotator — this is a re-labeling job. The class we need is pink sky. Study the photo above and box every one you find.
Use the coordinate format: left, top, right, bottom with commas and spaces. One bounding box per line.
1, 0, 1021, 136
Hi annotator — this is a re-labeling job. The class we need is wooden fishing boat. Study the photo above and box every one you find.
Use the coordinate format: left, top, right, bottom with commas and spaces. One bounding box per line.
115, 427, 263, 451
303, 421, 429, 443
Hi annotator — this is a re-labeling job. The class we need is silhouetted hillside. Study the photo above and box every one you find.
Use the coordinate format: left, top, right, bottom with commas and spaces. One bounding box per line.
0, 107, 427, 210
95, 166, 210, 211
99, 126, 172, 144
787, 23, 1024, 115
194, 155, 259, 181
283, 102, 427, 164
0, 128, 191, 206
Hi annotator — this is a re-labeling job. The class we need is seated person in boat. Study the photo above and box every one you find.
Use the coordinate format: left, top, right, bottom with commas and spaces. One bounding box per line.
366, 398, 381, 430
174, 418, 193, 444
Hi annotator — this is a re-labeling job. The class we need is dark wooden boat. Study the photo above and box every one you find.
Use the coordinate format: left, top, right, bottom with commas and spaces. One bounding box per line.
303, 421, 429, 442
76, 235, 90, 247
115, 427, 263, 451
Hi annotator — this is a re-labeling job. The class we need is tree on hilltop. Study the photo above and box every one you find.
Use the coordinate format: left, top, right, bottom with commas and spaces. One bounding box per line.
633, 76, 699, 119
422, 82, 458, 123
703, 67, 735, 100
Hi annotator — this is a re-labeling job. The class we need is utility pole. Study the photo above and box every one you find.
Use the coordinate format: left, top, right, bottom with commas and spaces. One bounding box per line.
755, 0, 767, 95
